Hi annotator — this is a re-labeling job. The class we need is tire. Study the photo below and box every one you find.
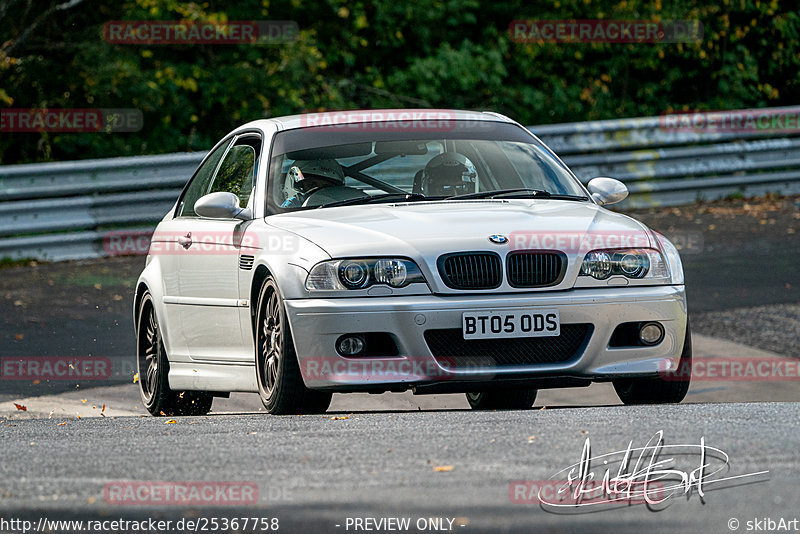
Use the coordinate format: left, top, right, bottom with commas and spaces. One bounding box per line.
255, 277, 332, 415
613, 321, 692, 405
136, 291, 213, 416
466, 389, 537, 410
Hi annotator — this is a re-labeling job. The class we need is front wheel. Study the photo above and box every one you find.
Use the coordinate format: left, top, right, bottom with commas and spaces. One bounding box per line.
466, 389, 537, 410
255, 277, 332, 415
613, 321, 692, 405
136, 291, 213, 416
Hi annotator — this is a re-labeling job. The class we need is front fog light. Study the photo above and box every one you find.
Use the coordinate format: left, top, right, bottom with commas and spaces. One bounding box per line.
581, 251, 613, 279
337, 335, 365, 356
339, 261, 369, 288
639, 322, 664, 345
374, 259, 408, 287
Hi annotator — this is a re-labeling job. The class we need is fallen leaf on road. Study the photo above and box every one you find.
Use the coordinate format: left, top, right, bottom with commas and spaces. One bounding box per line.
14, 334, 23, 341
540, 406, 547, 410
330, 416, 348, 420
101, 403, 106, 413
81, 399, 88, 403
165, 419, 177, 424
433, 465, 454, 472
32, 380, 40, 385
13, 403, 26, 412
526, 435, 536, 443
57, 422, 66, 426
132, 373, 139, 384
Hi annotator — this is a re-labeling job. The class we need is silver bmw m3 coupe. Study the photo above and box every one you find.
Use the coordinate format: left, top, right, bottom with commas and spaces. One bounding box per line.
134, 109, 690, 415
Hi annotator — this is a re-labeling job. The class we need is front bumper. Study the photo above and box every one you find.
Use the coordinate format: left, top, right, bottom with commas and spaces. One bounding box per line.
284, 285, 688, 391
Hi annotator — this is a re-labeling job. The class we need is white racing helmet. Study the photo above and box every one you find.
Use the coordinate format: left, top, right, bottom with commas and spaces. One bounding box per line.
283, 159, 345, 201
420, 152, 478, 196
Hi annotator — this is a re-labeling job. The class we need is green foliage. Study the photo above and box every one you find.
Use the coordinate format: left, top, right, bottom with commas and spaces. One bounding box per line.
1, 0, 798, 163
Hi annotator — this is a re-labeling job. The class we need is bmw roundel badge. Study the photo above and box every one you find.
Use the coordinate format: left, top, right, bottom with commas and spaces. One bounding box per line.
488, 235, 508, 244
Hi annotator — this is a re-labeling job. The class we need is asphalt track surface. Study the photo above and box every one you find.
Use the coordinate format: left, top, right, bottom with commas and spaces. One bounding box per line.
1, 403, 798, 533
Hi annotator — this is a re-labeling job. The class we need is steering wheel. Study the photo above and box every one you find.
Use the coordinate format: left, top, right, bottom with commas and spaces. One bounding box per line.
302, 186, 370, 207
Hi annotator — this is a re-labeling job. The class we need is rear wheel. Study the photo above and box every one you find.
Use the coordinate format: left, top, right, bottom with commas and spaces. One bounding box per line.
136, 291, 213, 416
255, 277, 332, 415
613, 321, 692, 405
466, 389, 537, 410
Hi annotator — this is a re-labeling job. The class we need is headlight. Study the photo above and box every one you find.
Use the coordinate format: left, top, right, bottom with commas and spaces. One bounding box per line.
373, 259, 408, 286
580, 251, 613, 279
306, 258, 426, 291
339, 260, 369, 289
579, 248, 669, 281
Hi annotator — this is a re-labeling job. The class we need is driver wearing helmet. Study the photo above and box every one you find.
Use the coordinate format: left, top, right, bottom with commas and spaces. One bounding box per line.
420, 152, 478, 196
281, 159, 345, 208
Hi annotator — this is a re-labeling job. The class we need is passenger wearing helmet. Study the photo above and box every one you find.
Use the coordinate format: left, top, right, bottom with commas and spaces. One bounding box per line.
281, 159, 345, 208
420, 152, 478, 197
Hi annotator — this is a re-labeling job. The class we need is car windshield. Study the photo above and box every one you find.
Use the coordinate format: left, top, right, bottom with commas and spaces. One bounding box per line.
267, 120, 587, 212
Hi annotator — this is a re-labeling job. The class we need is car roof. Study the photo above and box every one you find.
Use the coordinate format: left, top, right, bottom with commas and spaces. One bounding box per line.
235, 109, 515, 133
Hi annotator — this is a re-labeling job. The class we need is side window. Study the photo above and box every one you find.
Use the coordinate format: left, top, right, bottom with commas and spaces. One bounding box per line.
208, 136, 260, 208
177, 139, 231, 217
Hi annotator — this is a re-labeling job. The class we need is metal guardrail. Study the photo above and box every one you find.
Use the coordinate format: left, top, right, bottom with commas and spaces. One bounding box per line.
2, 107, 799, 260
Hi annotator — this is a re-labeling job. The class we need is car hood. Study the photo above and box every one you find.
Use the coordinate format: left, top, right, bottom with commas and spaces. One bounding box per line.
267, 199, 654, 259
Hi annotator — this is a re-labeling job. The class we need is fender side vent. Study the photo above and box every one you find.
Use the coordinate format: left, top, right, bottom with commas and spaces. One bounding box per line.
239, 255, 255, 270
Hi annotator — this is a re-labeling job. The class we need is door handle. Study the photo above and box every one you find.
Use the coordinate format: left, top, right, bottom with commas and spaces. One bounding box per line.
178, 232, 192, 249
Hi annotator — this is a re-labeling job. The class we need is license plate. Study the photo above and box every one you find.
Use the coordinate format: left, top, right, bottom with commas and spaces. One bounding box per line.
462, 309, 560, 339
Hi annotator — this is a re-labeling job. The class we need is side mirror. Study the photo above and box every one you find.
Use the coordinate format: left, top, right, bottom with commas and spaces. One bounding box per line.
587, 177, 628, 206
194, 192, 252, 220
